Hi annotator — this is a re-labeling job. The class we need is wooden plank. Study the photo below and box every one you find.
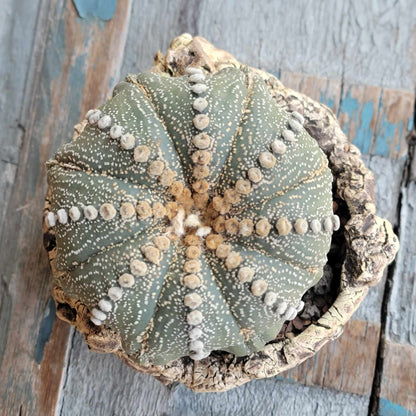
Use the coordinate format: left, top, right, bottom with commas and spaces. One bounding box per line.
379, 342, 416, 415
196, 0, 416, 91
371, 89, 414, 160
279, 71, 341, 114
283, 320, 380, 396
0, 1, 132, 415
0, 0, 42, 238
58, 332, 370, 416
385, 181, 416, 345
337, 84, 413, 159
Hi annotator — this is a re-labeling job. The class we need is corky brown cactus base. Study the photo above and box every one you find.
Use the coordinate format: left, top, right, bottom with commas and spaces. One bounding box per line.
44, 34, 399, 392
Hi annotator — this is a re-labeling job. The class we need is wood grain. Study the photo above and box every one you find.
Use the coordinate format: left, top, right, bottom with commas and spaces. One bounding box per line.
379, 342, 416, 414
0, 1, 132, 414
283, 320, 380, 396
279, 71, 341, 114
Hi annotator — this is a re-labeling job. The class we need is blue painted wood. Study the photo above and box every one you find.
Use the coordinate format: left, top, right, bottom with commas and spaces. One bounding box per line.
72, 0, 118, 21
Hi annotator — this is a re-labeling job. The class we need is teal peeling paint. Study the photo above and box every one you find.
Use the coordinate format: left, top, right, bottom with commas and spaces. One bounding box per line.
318, 90, 335, 111
374, 113, 402, 158
68, 53, 87, 123
35, 297, 56, 363
73, 0, 118, 21
338, 91, 374, 155
379, 398, 416, 416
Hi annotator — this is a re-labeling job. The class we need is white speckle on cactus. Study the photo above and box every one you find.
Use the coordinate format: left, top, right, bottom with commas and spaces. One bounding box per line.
282, 129, 296, 142
92, 308, 107, 321
109, 124, 123, 139
133, 145, 151, 163
238, 267, 255, 283
68, 206, 81, 222
271, 139, 287, 155
120, 202, 135, 219
239, 219, 254, 237
142, 245, 161, 265
192, 97, 208, 112
88, 109, 101, 124
294, 218, 308, 235
182, 274, 201, 289
187, 310, 203, 325
136, 201, 152, 219
185, 67, 203, 75
235, 178, 251, 195
130, 259, 147, 276
184, 259, 202, 273
284, 306, 298, 321
323, 216, 333, 232
90, 317, 103, 326
45, 211, 56, 228
192, 133, 211, 149
288, 118, 302, 133
98, 299, 112, 312
57, 208, 68, 224
189, 327, 203, 340
108, 286, 123, 301
189, 73, 206, 83
195, 226, 211, 237
184, 214, 201, 228
147, 160, 165, 177
97, 114, 112, 130
184, 293, 203, 309
193, 114, 210, 130
332, 214, 341, 231
118, 273, 135, 288
216, 243, 231, 259
251, 279, 268, 296
191, 83, 208, 94
153, 235, 170, 251
310, 219, 322, 234
258, 151, 276, 169
264, 291, 278, 306
247, 167, 262, 183
255, 218, 272, 237
99, 203, 116, 220
275, 217, 292, 236
276, 302, 288, 315
84, 205, 98, 220
120, 133, 135, 150
296, 300, 305, 312
225, 251, 242, 270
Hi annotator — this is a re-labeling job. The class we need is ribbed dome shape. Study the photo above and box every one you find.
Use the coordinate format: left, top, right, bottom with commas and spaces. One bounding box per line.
45, 66, 336, 365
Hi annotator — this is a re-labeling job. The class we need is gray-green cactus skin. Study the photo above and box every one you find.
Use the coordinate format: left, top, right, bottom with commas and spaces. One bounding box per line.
46, 66, 336, 365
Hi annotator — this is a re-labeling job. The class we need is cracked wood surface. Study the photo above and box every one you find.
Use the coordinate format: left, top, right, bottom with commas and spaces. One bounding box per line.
0, 1, 415, 415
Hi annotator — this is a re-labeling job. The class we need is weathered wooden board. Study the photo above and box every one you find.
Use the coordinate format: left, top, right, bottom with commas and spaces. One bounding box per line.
379, 342, 416, 416
0, 1, 132, 415
0, 0, 42, 243
377, 182, 416, 414
284, 320, 380, 396
279, 71, 342, 115
56, 331, 370, 416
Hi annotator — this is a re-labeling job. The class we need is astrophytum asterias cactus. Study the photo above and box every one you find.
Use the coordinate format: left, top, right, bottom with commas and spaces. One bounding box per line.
45, 65, 339, 365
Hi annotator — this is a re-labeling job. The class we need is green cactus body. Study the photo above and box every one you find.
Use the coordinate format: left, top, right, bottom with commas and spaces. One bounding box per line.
45, 66, 337, 365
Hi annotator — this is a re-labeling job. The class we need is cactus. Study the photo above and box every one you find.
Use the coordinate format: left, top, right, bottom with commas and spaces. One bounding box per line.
45, 66, 338, 365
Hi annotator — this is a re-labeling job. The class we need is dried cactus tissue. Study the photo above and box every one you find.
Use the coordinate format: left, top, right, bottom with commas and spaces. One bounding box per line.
43, 35, 398, 391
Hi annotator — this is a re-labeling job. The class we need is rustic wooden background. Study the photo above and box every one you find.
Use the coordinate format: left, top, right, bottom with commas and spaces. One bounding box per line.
1, 0, 415, 415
